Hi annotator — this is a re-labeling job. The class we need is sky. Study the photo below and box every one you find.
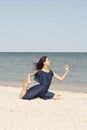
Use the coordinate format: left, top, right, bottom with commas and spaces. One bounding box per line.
0, 0, 87, 52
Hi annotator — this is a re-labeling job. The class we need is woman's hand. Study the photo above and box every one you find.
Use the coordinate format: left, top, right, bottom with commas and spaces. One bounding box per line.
65, 64, 69, 72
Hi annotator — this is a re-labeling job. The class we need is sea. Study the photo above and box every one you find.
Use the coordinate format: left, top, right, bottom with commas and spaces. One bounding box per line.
0, 52, 87, 92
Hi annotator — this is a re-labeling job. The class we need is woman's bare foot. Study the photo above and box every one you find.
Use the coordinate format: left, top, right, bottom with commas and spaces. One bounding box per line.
53, 94, 61, 100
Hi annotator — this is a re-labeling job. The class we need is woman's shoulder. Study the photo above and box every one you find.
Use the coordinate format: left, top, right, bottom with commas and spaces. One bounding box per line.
29, 70, 39, 76
50, 69, 54, 75
34, 69, 41, 75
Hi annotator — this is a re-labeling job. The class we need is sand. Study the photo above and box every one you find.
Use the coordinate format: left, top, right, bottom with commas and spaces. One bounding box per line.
0, 86, 87, 130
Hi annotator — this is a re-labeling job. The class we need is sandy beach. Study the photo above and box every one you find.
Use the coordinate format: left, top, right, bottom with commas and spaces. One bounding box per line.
0, 86, 87, 130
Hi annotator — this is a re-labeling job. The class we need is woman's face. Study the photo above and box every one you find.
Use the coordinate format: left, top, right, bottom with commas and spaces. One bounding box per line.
44, 58, 50, 67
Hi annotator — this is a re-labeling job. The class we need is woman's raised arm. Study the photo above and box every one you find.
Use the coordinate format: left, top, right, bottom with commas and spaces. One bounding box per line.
53, 64, 69, 81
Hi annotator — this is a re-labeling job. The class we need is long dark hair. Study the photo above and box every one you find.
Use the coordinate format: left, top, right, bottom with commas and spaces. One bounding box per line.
34, 56, 47, 70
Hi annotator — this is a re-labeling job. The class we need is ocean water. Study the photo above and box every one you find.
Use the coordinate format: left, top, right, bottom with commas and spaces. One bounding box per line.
0, 52, 87, 92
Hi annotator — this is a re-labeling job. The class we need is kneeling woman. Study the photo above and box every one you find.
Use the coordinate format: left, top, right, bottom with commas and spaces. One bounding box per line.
19, 56, 69, 100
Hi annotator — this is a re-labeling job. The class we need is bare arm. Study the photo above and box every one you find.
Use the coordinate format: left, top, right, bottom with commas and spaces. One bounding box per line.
19, 70, 39, 99
53, 64, 69, 81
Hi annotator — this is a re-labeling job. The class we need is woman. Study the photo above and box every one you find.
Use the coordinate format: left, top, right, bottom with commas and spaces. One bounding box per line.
19, 56, 69, 100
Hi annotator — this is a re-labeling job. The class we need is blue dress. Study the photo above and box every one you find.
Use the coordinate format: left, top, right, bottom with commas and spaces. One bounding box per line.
22, 69, 55, 100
